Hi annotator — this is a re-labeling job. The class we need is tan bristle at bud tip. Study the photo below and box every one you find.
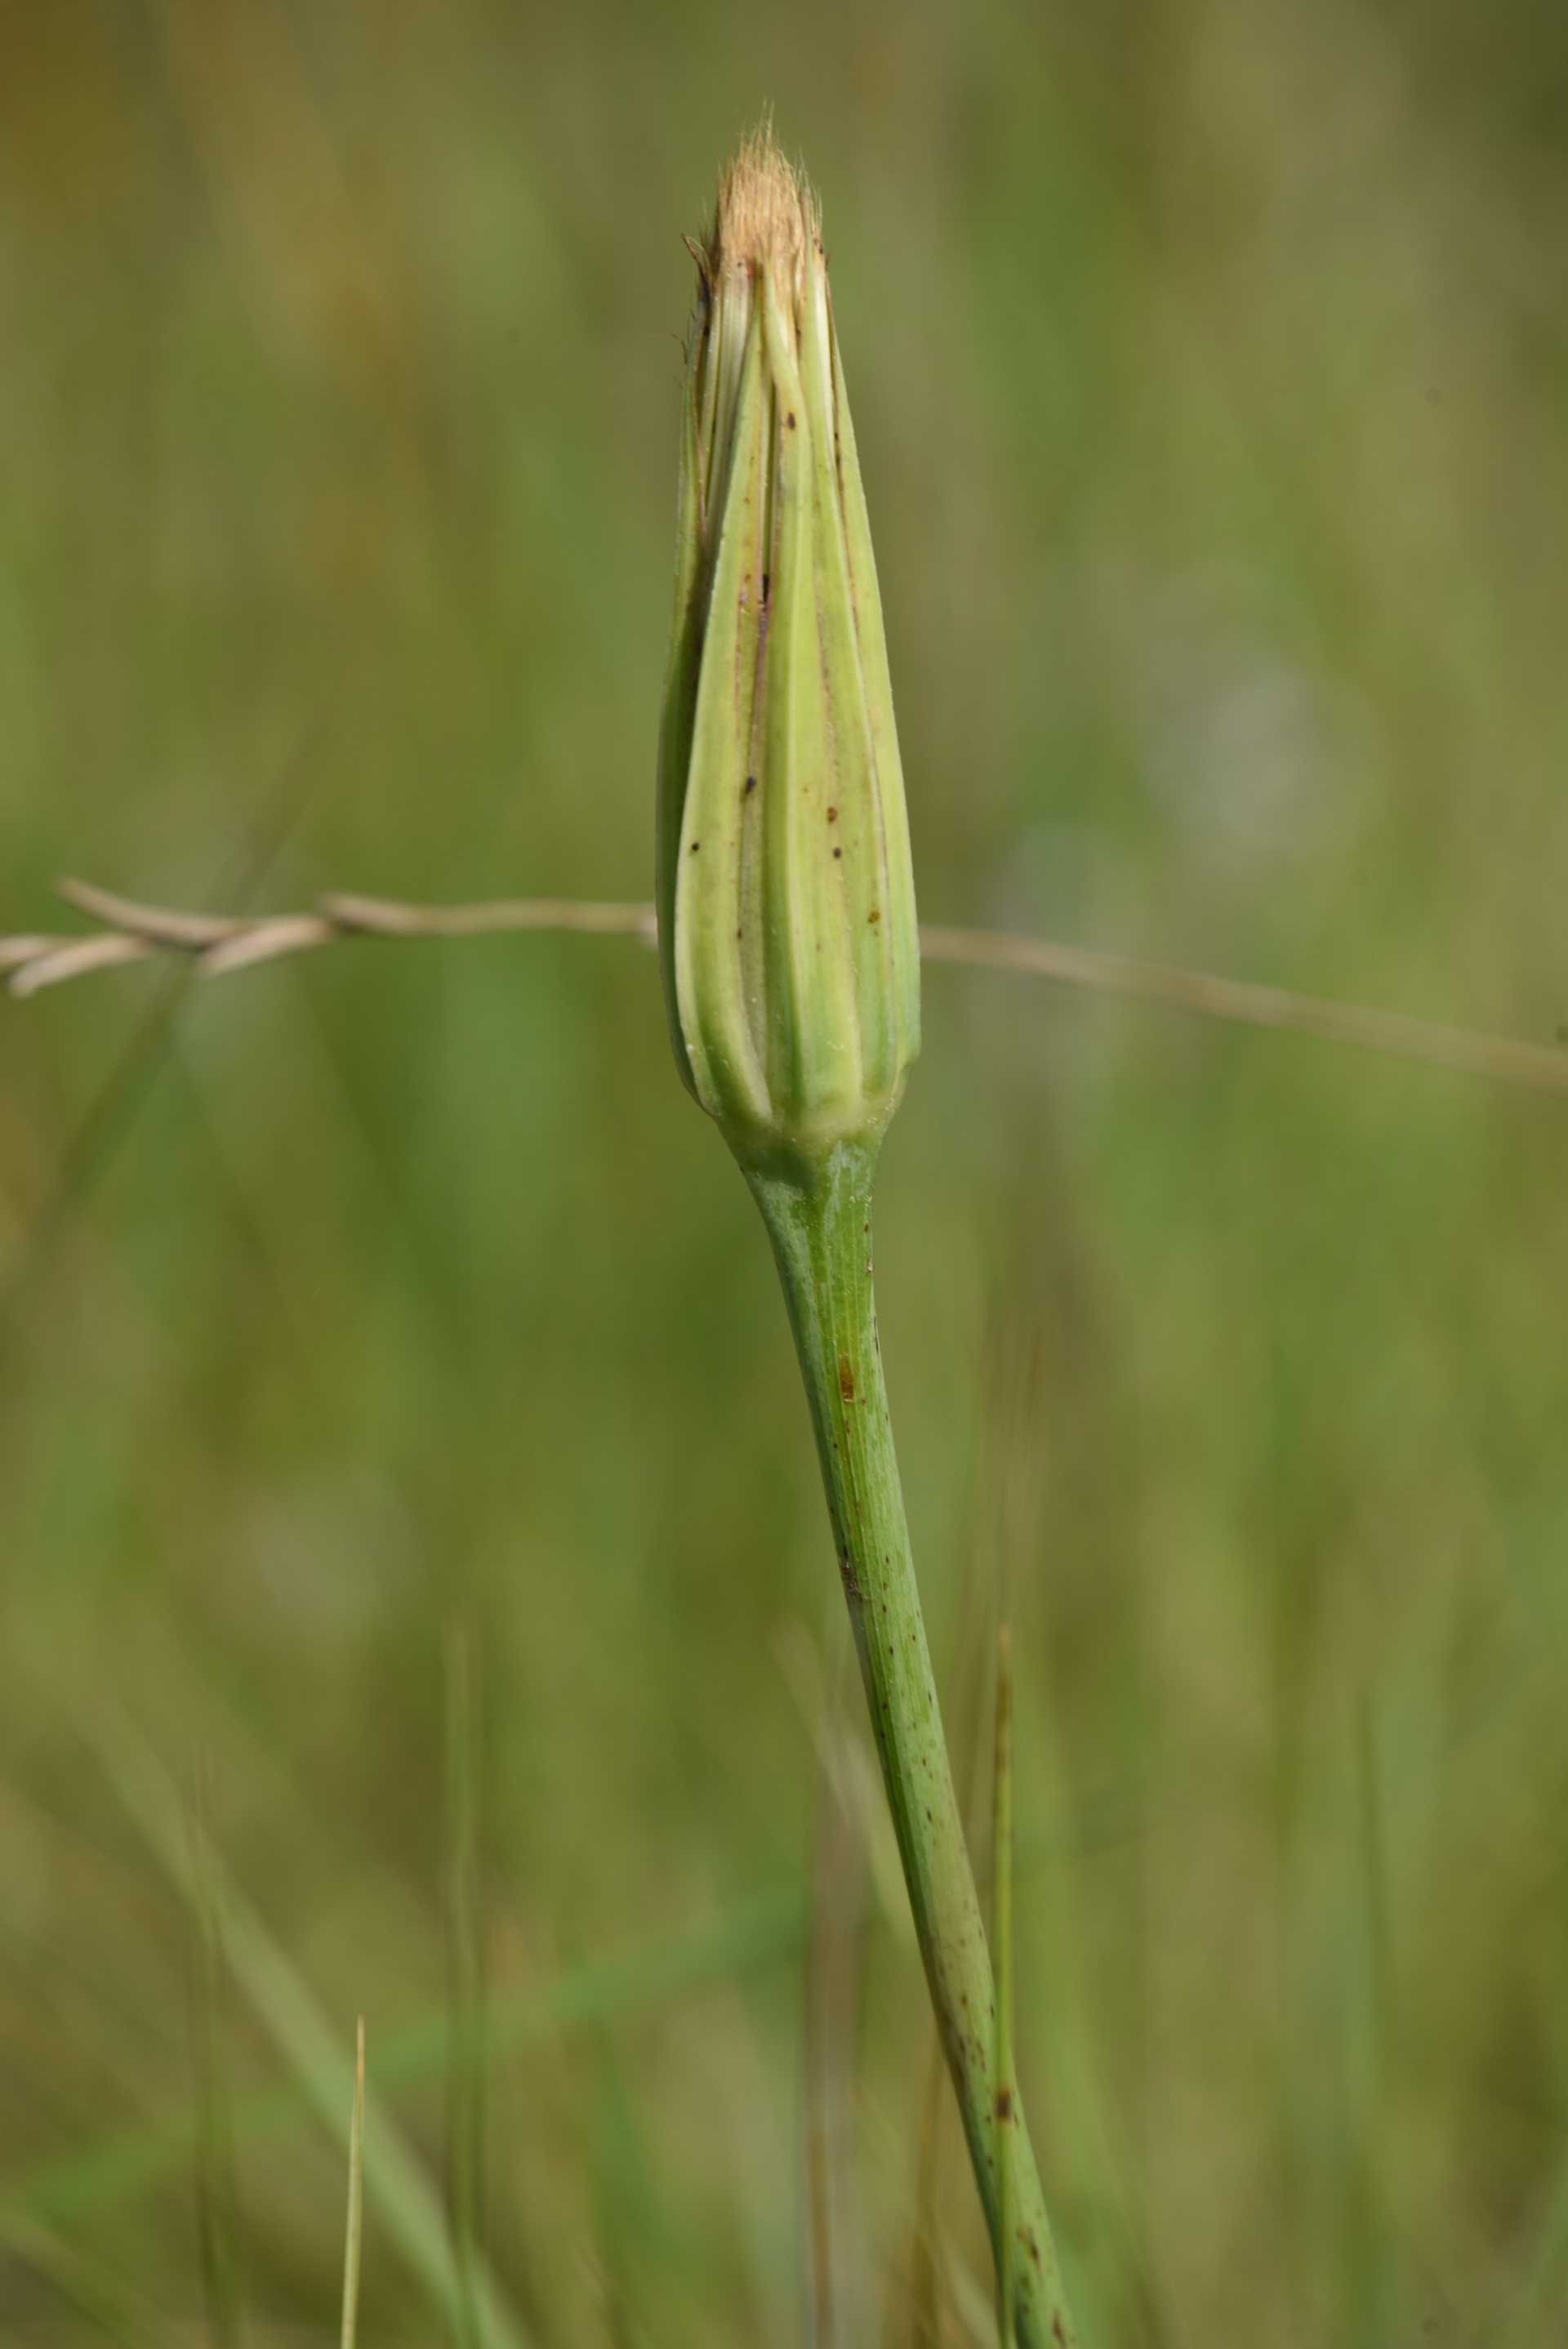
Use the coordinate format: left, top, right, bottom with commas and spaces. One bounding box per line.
706, 123, 819, 283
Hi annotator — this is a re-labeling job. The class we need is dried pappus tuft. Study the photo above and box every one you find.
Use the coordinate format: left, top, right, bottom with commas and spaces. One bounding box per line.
705, 126, 817, 288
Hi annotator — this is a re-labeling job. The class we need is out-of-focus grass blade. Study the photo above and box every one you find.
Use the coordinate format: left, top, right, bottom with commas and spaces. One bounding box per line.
1348, 1701, 1398, 2344
0, 2211, 169, 2349
340, 2017, 365, 2349
583, 1998, 704, 2348
445, 1624, 487, 2349
882, 2037, 951, 2349
91, 1714, 536, 2349
1497, 2177, 1568, 2349
948, 2240, 1010, 2348
187, 1770, 243, 2349
804, 1687, 870, 2349
884, 1622, 1034, 2349
884, 1379, 1006, 2349
12, 1879, 809, 2230
992, 1625, 1016, 2349
586, 2035, 653, 2349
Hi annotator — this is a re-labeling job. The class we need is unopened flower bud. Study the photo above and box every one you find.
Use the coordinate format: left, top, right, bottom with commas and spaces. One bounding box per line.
656, 129, 920, 1174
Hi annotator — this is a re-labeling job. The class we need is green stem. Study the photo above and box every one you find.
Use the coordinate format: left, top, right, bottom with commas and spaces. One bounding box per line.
745, 1140, 1079, 2349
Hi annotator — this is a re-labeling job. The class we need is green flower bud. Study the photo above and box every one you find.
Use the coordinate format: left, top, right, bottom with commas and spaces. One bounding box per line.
656, 130, 920, 1174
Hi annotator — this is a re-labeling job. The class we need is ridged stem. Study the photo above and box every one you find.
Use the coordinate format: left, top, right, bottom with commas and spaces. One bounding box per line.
744, 1140, 1079, 2348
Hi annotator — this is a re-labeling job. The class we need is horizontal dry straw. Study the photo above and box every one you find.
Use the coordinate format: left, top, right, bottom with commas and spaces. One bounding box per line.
8, 882, 1565, 1104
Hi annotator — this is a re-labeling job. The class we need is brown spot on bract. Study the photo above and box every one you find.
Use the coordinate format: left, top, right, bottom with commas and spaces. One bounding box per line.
744, 774, 757, 794
867, 907, 880, 924
786, 410, 796, 427
826, 805, 838, 822
837, 1354, 855, 1402
832, 847, 842, 859
996, 2087, 1013, 2119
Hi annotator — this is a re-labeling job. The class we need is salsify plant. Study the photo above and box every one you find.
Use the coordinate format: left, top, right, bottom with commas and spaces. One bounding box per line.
657, 128, 1080, 2347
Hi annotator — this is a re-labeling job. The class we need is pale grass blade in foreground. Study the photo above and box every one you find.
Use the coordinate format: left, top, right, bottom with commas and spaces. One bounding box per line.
341, 2018, 366, 2349
445, 1624, 488, 2349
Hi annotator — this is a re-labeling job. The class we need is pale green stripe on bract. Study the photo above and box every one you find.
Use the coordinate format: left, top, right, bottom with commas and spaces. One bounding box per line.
654, 334, 706, 1103
798, 256, 906, 1108
673, 321, 772, 1133
830, 328, 920, 1068
759, 263, 864, 1148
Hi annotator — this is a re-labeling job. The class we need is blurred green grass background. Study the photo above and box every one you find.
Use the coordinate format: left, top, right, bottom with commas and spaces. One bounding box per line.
2, 1, 1566, 2341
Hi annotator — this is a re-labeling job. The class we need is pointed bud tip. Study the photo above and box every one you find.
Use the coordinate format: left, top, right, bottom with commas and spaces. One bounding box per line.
704, 123, 821, 288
